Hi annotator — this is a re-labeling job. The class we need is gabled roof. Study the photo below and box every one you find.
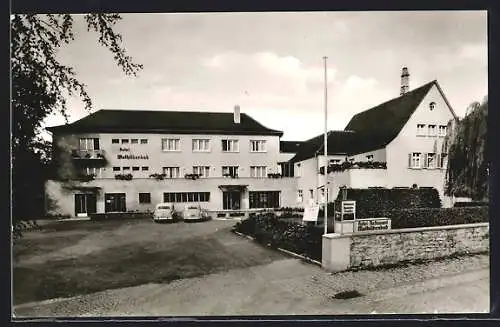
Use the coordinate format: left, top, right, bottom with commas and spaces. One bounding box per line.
46, 109, 283, 136
279, 141, 304, 153
289, 80, 440, 163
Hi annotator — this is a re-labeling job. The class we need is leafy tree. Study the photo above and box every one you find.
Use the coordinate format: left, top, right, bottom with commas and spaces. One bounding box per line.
445, 97, 488, 201
11, 14, 143, 224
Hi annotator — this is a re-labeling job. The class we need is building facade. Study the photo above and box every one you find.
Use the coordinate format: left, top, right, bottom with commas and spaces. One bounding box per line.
290, 68, 459, 207
45, 107, 300, 217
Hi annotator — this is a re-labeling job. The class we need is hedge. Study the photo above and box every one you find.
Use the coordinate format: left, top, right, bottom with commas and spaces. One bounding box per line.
333, 187, 441, 218
90, 212, 153, 221
389, 206, 489, 229
233, 214, 329, 261
454, 201, 489, 207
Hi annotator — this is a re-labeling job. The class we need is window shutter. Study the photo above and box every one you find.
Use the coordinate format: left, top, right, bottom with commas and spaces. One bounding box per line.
408, 153, 412, 168
94, 138, 100, 150
436, 154, 441, 169
423, 154, 428, 168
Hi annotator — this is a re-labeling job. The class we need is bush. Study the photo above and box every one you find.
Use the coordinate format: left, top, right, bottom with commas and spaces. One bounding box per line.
389, 206, 488, 229
90, 212, 153, 221
454, 201, 489, 207
333, 187, 441, 218
233, 214, 324, 261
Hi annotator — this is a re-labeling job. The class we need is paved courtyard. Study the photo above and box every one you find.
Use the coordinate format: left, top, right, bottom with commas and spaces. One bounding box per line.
13, 219, 489, 317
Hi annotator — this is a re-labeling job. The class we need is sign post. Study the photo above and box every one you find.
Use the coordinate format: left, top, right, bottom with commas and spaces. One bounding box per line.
303, 205, 320, 223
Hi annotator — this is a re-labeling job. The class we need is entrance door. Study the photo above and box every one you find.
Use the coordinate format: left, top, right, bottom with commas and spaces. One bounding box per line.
105, 193, 127, 212
223, 191, 241, 210
74, 193, 97, 217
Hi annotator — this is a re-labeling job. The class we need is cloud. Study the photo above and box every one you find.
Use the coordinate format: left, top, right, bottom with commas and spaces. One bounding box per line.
433, 43, 487, 71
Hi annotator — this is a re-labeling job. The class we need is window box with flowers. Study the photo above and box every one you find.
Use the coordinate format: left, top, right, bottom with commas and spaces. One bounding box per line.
149, 173, 166, 181
115, 173, 133, 181
184, 173, 201, 180
319, 161, 387, 174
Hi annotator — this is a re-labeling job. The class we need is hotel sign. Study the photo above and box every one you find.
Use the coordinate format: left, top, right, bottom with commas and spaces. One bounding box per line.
355, 218, 391, 232
117, 154, 149, 160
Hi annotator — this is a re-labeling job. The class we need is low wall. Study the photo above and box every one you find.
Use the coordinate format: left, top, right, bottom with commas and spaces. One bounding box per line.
322, 223, 489, 272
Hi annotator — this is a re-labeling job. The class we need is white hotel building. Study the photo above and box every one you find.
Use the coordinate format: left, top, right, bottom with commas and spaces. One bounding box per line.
45, 106, 302, 217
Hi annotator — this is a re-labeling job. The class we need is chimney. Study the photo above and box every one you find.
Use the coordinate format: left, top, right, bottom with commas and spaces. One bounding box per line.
400, 67, 410, 96
234, 105, 241, 124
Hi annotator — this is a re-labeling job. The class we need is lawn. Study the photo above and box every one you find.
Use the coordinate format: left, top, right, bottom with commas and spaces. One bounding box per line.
13, 219, 285, 305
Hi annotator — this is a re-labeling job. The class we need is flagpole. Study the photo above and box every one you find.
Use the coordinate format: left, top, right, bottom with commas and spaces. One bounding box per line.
323, 56, 328, 235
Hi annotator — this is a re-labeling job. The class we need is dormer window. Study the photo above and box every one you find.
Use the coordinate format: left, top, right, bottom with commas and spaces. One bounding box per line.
429, 102, 436, 110
366, 155, 374, 162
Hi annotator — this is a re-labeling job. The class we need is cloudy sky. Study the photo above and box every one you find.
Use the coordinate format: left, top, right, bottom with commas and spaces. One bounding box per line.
44, 11, 487, 141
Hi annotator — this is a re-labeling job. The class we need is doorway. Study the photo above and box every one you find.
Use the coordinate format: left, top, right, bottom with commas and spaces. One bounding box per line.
105, 193, 127, 212
223, 191, 241, 210
74, 193, 97, 217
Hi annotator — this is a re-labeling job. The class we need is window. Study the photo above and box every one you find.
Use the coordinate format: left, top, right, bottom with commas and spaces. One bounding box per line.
112, 139, 119, 144
140, 139, 148, 144
121, 139, 129, 144
309, 189, 314, 199
139, 193, 151, 204
192, 139, 210, 152
366, 155, 374, 162
429, 102, 436, 110
426, 153, 436, 169
131, 139, 139, 144
409, 152, 421, 168
141, 166, 149, 171
132, 166, 140, 171
163, 167, 181, 178
438, 125, 447, 137
193, 166, 210, 178
296, 164, 302, 177
330, 159, 341, 164
249, 191, 280, 209
428, 125, 437, 136
280, 162, 295, 177
83, 167, 103, 178
250, 166, 267, 178
222, 166, 239, 177
163, 192, 210, 203
79, 138, 99, 150
122, 166, 130, 172
113, 167, 120, 172
222, 139, 239, 152
250, 140, 266, 152
417, 124, 426, 136
439, 153, 448, 169
162, 138, 180, 151
297, 190, 303, 203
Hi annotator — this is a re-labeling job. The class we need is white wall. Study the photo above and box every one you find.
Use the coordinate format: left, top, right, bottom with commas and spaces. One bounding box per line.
386, 84, 455, 204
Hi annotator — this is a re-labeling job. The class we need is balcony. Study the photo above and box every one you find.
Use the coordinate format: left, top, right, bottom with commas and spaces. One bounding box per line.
71, 149, 106, 160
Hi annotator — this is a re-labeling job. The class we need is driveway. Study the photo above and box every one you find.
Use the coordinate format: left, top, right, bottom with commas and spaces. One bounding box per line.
14, 217, 489, 317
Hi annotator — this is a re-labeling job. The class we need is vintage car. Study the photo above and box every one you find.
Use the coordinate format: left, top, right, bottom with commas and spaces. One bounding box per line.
153, 203, 178, 223
181, 204, 210, 222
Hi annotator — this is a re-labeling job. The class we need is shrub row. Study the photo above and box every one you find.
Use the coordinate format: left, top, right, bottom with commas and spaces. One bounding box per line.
334, 187, 441, 218
389, 206, 489, 229
454, 201, 489, 207
90, 212, 153, 221
233, 214, 326, 261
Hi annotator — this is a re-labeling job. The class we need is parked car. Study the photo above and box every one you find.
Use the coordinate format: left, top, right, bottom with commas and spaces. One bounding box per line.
181, 204, 210, 222
153, 203, 178, 223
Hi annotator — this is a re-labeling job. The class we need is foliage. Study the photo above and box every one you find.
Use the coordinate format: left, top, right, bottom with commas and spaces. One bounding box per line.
149, 173, 166, 180
453, 201, 489, 207
114, 173, 133, 181
267, 173, 282, 178
389, 206, 489, 229
445, 98, 488, 200
234, 214, 324, 261
332, 187, 441, 218
319, 161, 387, 174
184, 173, 200, 180
11, 14, 142, 223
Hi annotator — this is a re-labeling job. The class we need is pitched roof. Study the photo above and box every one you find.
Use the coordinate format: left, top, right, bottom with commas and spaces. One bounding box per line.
289, 80, 437, 163
46, 109, 283, 136
279, 141, 304, 153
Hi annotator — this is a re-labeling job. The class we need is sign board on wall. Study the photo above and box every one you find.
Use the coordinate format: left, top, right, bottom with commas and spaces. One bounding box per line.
355, 218, 391, 232
303, 205, 320, 222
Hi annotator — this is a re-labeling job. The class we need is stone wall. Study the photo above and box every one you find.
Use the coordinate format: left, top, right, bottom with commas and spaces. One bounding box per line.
322, 223, 489, 272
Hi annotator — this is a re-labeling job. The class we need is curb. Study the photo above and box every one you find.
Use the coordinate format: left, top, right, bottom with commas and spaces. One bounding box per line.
232, 230, 322, 266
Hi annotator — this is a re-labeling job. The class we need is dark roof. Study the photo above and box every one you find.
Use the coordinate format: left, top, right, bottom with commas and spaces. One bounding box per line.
279, 141, 304, 153
47, 109, 283, 136
289, 80, 437, 163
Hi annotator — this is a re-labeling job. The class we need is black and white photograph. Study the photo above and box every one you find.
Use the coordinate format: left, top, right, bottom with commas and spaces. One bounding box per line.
11, 9, 489, 317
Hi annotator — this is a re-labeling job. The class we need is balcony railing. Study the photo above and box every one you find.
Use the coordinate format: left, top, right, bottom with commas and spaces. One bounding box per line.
71, 149, 106, 160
